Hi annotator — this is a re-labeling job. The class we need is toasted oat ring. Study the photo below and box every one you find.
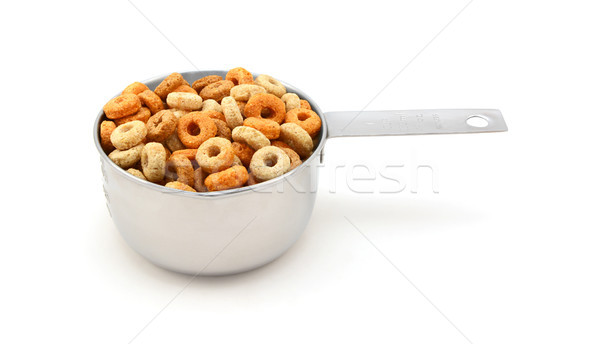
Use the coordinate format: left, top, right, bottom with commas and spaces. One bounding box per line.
300, 99, 311, 110
225, 67, 254, 85
164, 132, 186, 151
196, 110, 226, 122
237, 101, 246, 116
213, 119, 232, 140
108, 143, 144, 169
154, 72, 188, 100
230, 84, 267, 102
166, 92, 203, 111
146, 110, 177, 143
243, 117, 280, 140
195, 137, 235, 173
114, 107, 151, 126
127, 168, 147, 180
170, 149, 197, 162
270, 140, 292, 150
244, 93, 286, 124
165, 154, 195, 186
194, 168, 208, 192
254, 74, 286, 97
221, 96, 243, 129
177, 112, 217, 149
138, 90, 165, 114
279, 123, 313, 159
201, 99, 222, 113
249, 146, 291, 181
122, 82, 149, 95
165, 181, 196, 192
199, 80, 234, 102
141, 142, 167, 183
281, 147, 301, 170
192, 75, 223, 93
171, 109, 189, 119
100, 120, 116, 152
172, 85, 198, 94
204, 166, 249, 192
281, 93, 301, 112
103, 94, 142, 119
231, 142, 255, 167
232, 126, 270, 151
284, 108, 322, 137
110, 120, 147, 150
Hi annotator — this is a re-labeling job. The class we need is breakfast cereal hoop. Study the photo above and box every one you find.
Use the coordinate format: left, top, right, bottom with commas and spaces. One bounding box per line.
230, 84, 266, 102
138, 90, 165, 114
300, 99, 311, 110
212, 119, 232, 140
204, 166, 249, 192
154, 72, 189, 100
194, 168, 208, 192
122, 82, 149, 95
242, 117, 280, 140
165, 181, 196, 192
146, 110, 177, 142
221, 96, 244, 129
199, 80, 234, 102
201, 99, 222, 113
141, 143, 167, 183
103, 94, 142, 119
177, 112, 217, 148
192, 75, 222, 93
225, 67, 254, 85
108, 143, 145, 169
231, 126, 270, 151
247, 172, 259, 186
281, 147, 301, 170
254, 74, 286, 97
195, 137, 235, 173
284, 108, 322, 137
244, 93, 286, 124
237, 101, 246, 116
110, 120, 147, 150
249, 146, 291, 181
231, 142, 255, 167
166, 154, 195, 186
270, 140, 291, 150
197, 110, 226, 122
170, 149, 198, 162
166, 92, 203, 111
127, 168, 147, 180
281, 93, 301, 112
172, 85, 198, 94
114, 107, 151, 126
164, 132, 186, 151
279, 123, 313, 158
100, 120, 116, 152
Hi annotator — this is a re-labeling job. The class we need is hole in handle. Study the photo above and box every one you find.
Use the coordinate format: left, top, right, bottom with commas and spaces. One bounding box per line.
466, 115, 489, 128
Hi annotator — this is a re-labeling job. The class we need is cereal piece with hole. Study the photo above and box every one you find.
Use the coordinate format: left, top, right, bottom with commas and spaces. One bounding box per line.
232, 126, 270, 151
165, 154, 195, 186
122, 82, 149, 96
141, 142, 167, 183
192, 75, 222, 93
167, 92, 203, 111
213, 119, 232, 140
194, 168, 208, 192
284, 108, 322, 137
244, 93, 286, 124
254, 74, 286, 97
204, 166, 249, 192
281, 93, 301, 112
103, 94, 141, 119
165, 181, 196, 192
127, 168, 147, 180
281, 147, 301, 170
146, 110, 177, 142
201, 99, 222, 113
100, 120, 116, 152
172, 84, 198, 94
250, 146, 291, 181
300, 99, 311, 110
138, 90, 165, 115
115, 107, 151, 126
225, 67, 254, 85
195, 137, 235, 173
231, 142, 255, 167
243, 117, 280, 140
108, 143, 145, 169
279, 123, 313, 158
230, 84, 267, 102
110, 120, 147, 150
270, 140, 291, 150
221, 96, 244, 129
154, 72, 188, 100
199, 80, 234, 102
177, 112, 217, 149
164, 132, 186, 152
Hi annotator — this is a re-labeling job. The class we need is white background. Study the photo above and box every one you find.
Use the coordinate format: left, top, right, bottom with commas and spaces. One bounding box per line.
1, 0, 599, 343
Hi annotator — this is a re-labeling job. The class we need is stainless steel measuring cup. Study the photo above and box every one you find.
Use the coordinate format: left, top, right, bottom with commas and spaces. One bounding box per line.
94, 70, 507, 276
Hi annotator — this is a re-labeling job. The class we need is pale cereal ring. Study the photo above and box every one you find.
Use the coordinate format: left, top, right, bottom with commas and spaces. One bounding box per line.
281, 147, 302, 170
108, 143, 144, 169
122, 82, 149, 95
281, 93, 301, 112
232, 142, 255, 167
225, 67, 254, 85
249, 146, 291, 181
164, 132, 186, 152
279, 123, 313, 159
194, 168, 208, 192
205, 166, 249, 192
243, 117, 280, 140
196, 110, 226, 122
103, 94, 142, 119
114, 107, 151, 126
172, 84, 198, 94
231, 126, 270, 151
195, 137, 235, 173
110, 120, 147, 150
199, 80, 234, 102
146, 110, 177, 142
284, 108, 322, 137
221, 96, 243, 129
270, 140, 291, 150
300, 99, 311, 110
138, 90, 165, 115
165, 181, 196, 192
165, 154, 195, 186
254, 74, 286, 97
100, 120, 116, 152
192, 75, 222, 93
244, 93, 286, 124
154, 72, 188, 100
230, 84, 266, 101
127, 168, 147, 180
170, 148, 199, 169
177, 112, 217, 149
201, 99, 222, 113
213, 119, 232, 140
141, 142, 167, 183
166, 92, 203, 111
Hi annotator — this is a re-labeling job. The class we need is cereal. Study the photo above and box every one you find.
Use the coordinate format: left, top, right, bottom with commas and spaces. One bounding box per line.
177, 112, 217, 148
103, 94, 142, 119
204, 166, 249, 192
232, 155, 243, 166
270, 140, 291, 150
138, 90, 165, 115
166, 92, 203, 111
110, 120, 147, 150
100, 120, 116, 152
281, 147, 301, 170
221, 96, 243, 129
201, 99, 222, 113
170, 148, 197, 162
127, 168, 147, 180
114, 107, 151, 126
225, 67, 254, 85
108, 143, 144, 169
244, 93, 286, 124
154, 72, 188, 100
171, 109, 189, 119
237, 101, 246, 116
122, 82, 149, 95
243, 117, 280, 140
146, 110, 177, 142
230, 84, 266, 101
165, 181, 196, 192
141, 142, 167, 183
192, 75, 222, 93
247, 172, 259, 186
199, 80, 234, 102
165, 154, 195, 186
172, 84, 198, 94
281, 93, 301, 112
231, 126, 270, 151
213, 119, 232, 140
300, 99, 311, 110
231, 142, 255, 167
279, 123, 313, 158
254, 74, 286, 97
249, 146, 291, 181
284, 108, 322, 137
164, 132, 186, 152
198, 110, 226, 122
195, 137, 235, 173
194, 168, 208, 192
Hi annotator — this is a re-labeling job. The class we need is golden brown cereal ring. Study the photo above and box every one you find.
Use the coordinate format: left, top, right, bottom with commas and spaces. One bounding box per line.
199, 80, 234, 102
244, 93, 286, 124
194, 168, 208, 192
141, 142, 167, 183
170, 109, 189, 119
237, 101, 246, 116
221, 96, 243, 129
205, 166, 249, 192
243, 117, 280, 140
103, 94, 142, 119
165, 181, 196, 192
270, 140, 291, 150
114, 107, 151, 126
213, 119, 232, 140
279, 123, 313, 159
201, 99, 222, 113
100, 120, 116, 152
281, 93, 301, 112
127, 168, 147, 180
225, 67, 254, 85
110, 120, 147, 150
249, 146, 291, 181
195, 110, 226, 122
254, 74, 286, 97
247, 173, 259, 186
195, 137, 235, 173
166, 92, 203, 111
146, 110, 177, 142
164, 132, 186, 152
232, 155, 243, 166
122, 82, 149, 96
165, 154, 195, 186
300, 99, 311, 110
231, 142, 255, 167
192, 75, 223, 93
177, 112, 217, 149
281, 147, 301, 170
170, 149, 198, 170
284, 108, 322, 137
108, 143, 144, 169
138, 90, 165, 115
172, 84, 198, 94
230, 84, 267, 102
232, 126, 270, 151
154, 72, 188, 100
